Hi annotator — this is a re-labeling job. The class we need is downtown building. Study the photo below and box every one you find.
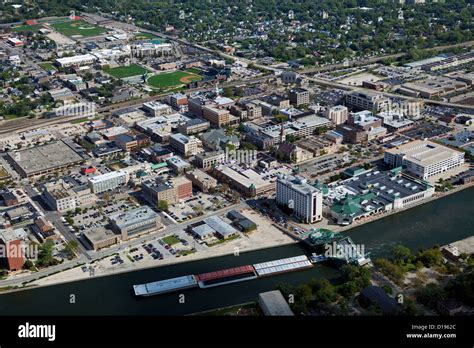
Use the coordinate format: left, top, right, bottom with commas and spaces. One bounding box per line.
325, 105, 348, 125
169, 133, 202, 157
43, 180, 96, 213
384, 140, 465, 182
88, 171, 128, 194
345, 91, 390, 112
141, 176, 193, 206
109, 206, 162, 241
276, 174, 323, 224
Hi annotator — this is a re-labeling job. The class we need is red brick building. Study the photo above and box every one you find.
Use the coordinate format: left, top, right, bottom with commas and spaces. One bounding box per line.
0, 231, 25, 271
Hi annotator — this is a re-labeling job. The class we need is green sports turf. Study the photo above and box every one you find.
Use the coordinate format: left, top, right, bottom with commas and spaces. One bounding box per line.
51, 20, 106, 37
11, 24, 43, 33
103, 64, 149, 78
134, 32, 158, 40
147, 71, 202, 88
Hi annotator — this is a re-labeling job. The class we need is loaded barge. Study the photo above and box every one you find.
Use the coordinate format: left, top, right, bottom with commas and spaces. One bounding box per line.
133, 255, 314, 297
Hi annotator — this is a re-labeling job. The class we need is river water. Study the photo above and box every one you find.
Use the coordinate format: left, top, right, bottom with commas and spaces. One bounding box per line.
0, 187, 472, 315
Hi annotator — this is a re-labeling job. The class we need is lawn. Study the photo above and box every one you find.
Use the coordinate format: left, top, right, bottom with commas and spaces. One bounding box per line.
134, 32, 158, 40
185, 68, 202, 75
39, 62, 56, 71
104, 64, 149, 78
162, 235, 181, 246
147, 71, 202, 88
51, 20, 106, 37
0, 166, 10, 181
11, 24, 44, 33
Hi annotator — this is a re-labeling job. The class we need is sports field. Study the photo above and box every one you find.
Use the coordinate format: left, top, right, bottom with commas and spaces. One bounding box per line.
51, 20, 106, 37
134, 32, 158, 40
103, 64, 149, 78
11, 24, 44, 33
147, 70, 202, 88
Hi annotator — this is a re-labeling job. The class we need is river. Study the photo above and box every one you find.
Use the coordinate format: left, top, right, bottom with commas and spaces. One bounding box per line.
0, 187, 472, 315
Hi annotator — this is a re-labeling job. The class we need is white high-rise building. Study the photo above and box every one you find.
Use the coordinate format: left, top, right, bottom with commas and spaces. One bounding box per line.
326, 105, 349, 125
276, 175, 323, 223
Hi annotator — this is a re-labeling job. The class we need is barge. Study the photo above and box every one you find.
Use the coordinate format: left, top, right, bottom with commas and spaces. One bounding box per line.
133, 275, 198, 297
132, 254, 316, 297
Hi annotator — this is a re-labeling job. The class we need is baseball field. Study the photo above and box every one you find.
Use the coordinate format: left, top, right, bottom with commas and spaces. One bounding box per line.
147, 70, 202, 88
50, 20, 106, 37
104, 64, 150, 78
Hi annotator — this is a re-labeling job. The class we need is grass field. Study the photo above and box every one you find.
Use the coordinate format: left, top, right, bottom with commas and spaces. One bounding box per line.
51, 20, 106, 37
103, 64, 149, 78
0, 166, 10, 181
134, 32, 158, 40
162, 235, 181, 246
11, 24, 44, 33
147, 70, 202, 88
39, 62, 56, 71
185, 68, 202, 75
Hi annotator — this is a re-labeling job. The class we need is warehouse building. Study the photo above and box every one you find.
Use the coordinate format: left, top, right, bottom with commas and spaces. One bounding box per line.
7, 141, 83, 178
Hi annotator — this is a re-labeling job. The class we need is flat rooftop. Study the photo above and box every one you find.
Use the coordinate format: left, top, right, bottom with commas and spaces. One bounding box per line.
216, 165, 270, 190
277, 174, 320, 196
84, 227, 118, 244
342, 170, 430, 205
258, 290, 294, 316
110, 206, 159, 228
10, 141, 82, 175
386, 140, 463, 167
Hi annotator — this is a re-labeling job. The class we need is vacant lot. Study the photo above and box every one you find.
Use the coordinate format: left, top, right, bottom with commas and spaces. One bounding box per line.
147, 70, 202, 88
104, 64, 149, 78
51, 20, 106, 37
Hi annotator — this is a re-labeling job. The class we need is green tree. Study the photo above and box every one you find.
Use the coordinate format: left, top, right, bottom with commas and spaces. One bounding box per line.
64, 241, 79, 259
392, 245, 413, 264
36, 240, 58, 268
415, 283, 445, 309
338, 281, 359, 299
157, 200, 169, 211
415, 248, 443, 267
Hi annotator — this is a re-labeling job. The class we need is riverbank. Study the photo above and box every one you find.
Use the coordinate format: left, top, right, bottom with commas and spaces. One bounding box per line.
308, 181, 474, 234
1, 182, 473, 294
0, 186, 472, 315
1, 208, 298, 293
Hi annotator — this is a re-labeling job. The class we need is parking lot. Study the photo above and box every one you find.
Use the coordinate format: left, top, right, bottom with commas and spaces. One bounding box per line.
71, 200, 137, 234
298, 153, 350, 178
401, 121, 452, 140
166, 192, 231, 223
121, 231, 200, 266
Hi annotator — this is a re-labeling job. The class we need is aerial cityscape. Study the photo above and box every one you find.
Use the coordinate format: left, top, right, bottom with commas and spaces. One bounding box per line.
0, 0, 473, 345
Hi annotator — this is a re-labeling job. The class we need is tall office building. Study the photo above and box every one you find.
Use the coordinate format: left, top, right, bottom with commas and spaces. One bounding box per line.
276, 175, 323, 223
326, 105, 349, 125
